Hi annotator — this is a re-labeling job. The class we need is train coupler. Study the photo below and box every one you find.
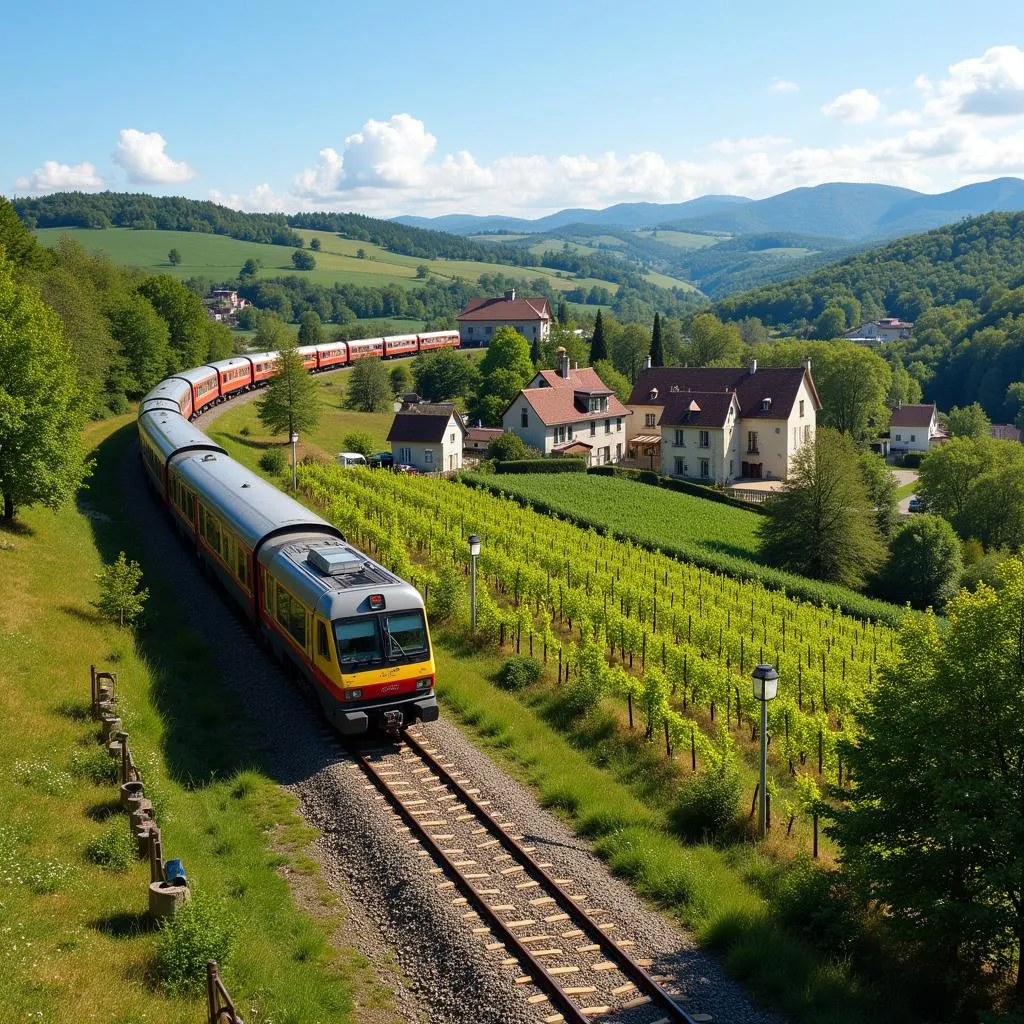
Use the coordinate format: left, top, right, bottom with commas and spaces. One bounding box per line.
383, 709, 404, 734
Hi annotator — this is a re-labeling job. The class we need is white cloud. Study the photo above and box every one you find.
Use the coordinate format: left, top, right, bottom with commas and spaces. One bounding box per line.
928, 45, 1024, 118
770, 79, 799, 92
886, 109, 921, 127
821, 88, 881, 123
14, 160, 104, 193
209, 183, 288, 213
711, 135, 790, 154
113, 129, 194, 183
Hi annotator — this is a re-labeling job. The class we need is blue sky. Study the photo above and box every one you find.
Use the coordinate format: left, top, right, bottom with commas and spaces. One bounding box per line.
3, 0, 1024, 217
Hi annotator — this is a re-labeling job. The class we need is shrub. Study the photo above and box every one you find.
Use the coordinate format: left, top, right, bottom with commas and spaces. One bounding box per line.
669, 761, 741, 842
639, 470, 660, 486
495, 655, 542, 691
341, 431, 375, 458
775, 856, 863, 956
85, 823, 136, 871
154, 891, 237, 996
69, 746, 119, 785
589, 465, 617, 477
258, 447, 286, 474
495, 458, 586, 474
488, 432, 530, 462
239, 425, 250, 437
901, 452, 923, 468
429, 565, 463, 622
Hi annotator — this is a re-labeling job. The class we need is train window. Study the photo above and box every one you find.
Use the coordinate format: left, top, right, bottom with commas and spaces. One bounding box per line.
317, 621, 329, 658
236, 547, 249, 588
276, 587, 307, 647
385, 611, 428, 658
333, 618, 382, 666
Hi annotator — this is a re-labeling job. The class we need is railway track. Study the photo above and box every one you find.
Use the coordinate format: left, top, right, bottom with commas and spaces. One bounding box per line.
352, 727, 701, 1024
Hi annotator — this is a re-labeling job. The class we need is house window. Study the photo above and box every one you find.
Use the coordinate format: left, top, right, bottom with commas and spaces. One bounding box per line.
616, 442, 622, 460
521, 408, 528, 428
674, 457, 686, 475
803, 424, 811, 442
399, 446, 412, 463
449, 433, 455, 445
557, 426, 566, 443
699, 430, 709, 448
910, 434, 916, 443
616, 417, 622, 430
700, 459, 710, 478
799, 399, 805, 417
603, 446, 611, 462
747, 431, 759, 453
605, 418, 611, 434
486, 325, 493, 335
645, 413, 656, 428
590, 421, 596, 437
568, 425, 574, 439
895, 433, 902, 441
424, 449, 434, 465
674, 430, 685, 447
532, 325, 537, 336
467, 326, 474, 336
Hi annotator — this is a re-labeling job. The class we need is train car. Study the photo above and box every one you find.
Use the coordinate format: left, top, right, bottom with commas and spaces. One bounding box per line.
347, 337, 385, 361
258, 535, 438, 733
315, 340, 348, 371
247, 351, 280, 386
384, 334, 418, 359
417, 330, 460, 352
296, 345, 319, 371
175, 366, 221, 418
208, 357, 254, 400
140, 378, 194, 419
138, 409, 226, 500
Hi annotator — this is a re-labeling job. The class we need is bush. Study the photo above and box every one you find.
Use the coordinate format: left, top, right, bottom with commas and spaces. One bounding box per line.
85, 823, 136, 871
495, 655, 542, 691
775, 856, 863, 957
639, 470, 660, 486
901, 452, 923, 468
69, 746, 119, 785
669, 762, 741, 842
488, 432, 531, 462
341, 431, 375, 458
258, 447, 286, 474
495, 458, 586, 474
239, 425, 250, 437
153, 891, 237, 996
429, 565, 463, 622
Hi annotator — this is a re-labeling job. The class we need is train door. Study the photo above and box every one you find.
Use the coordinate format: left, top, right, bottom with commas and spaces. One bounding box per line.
313, 617, 336, 687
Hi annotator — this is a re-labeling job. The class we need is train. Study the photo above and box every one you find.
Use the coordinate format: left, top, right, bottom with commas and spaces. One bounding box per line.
140, 330, 460, 421
136, 331, 451, 734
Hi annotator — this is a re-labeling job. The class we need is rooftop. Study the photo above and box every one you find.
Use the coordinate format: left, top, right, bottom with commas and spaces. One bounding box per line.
889, 403, 937, 428
387, 403, 466, 444
513, 365, 630, 427
458, 293, 552, 322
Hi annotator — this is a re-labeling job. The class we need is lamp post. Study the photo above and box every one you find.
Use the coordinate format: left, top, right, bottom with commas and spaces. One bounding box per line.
468, 534, 481, 631
751, 664, 779, 840
290, 431, 299, 490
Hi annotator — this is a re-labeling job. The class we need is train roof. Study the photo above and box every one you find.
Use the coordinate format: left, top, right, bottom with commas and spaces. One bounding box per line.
316, 340, 348, 352
387, 334, 418, 343
296, 345, 319, 357
141, 377, 192, 409
261, 536, 422, 620
418, 330, 458, 339
247, 350, 279, 364
139, 410, 226, 464
207, 357, 252, 373
173, 365, 218, 385
174, 452, 341, 551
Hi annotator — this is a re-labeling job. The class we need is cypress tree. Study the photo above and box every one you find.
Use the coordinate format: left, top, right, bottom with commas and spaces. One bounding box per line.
590, 309, 608, 363
650, 312, 664, 367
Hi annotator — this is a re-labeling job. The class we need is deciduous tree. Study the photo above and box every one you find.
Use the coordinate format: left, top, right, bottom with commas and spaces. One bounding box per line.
96, 551, 149, 628
390, 363, 412, 395
341, 431, 375, 458
944, 402, 991, 440
612, 323, 650, 382
167, 248, 182, 266
345, 357, 392, 413
413, 348, 476, 402
291, 249, 316, 271
685, 313, 743, 366
871, 514, 963, 609
256, 336, 321, 438
298, 310, 323, 346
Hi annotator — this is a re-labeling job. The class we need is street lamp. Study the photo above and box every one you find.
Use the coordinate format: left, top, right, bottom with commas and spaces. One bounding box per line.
751, 664, 779, 840
290, 431, 299, 490
468, 534, 481, 631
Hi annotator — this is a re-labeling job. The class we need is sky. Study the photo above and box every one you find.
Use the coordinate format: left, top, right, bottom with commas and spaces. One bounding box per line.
3, 0, 1024, 220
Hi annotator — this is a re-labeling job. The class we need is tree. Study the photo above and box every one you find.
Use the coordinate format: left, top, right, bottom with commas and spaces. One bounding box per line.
390, 363, 412, 395
345, 357, 392, 412
341, 431, 375, 458
0, 254, 91, 522
105, 291, 171, 394
292, 249, 316, 271
530, 334, 541, 365
413, 348, 476, 402
649, 312, 664, 367
239, 258, 261, 280
830, 559, 1024, 996
592, 359, 632, 403
612, 323, 650, 382
871, 514, 963, 609
167, 248, 182, 266
685, 313, 743, 366
298, 311, 323, 346
488, 433, 531, 461
813, 306, 846, 339
356, 248, 367, 259
814, 342, 890, 440
138, 275, 210, 369
96, 551, 149, 628
479, 326, 534, 383
590, 309, 608, 362
918, 436, 996, 526
415, 265, 430, 279
759, 429, 886, 588
254, 313, 292, 351
945, 402, 991, 440
256, 336, 321, 439
309, 237, 321, 251
858, 451, 899, 539
557, 300, 568, 325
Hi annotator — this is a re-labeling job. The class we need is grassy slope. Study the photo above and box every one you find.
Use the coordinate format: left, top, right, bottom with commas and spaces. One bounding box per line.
33, 226, 621, 296
635, 230, 724, 248
0, 416, 383, 1023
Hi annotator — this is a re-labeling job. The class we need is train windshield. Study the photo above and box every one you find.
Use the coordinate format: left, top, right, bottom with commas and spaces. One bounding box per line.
334, 618, 383, 667
384, 611, 428, 660
333, 610, 429, 671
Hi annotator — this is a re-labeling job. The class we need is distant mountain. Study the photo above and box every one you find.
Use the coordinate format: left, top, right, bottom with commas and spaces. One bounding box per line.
394, 195, 750, 235
665, 179, 1024, 240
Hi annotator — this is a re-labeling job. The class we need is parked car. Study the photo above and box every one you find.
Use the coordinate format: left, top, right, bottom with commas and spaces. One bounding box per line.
908, 496, 927, 513
335, 452, 368, 467
367, 451, 394, 469
393, 463, 419, 474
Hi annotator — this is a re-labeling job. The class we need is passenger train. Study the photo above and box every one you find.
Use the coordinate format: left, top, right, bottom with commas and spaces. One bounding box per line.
136, 329, 452, 733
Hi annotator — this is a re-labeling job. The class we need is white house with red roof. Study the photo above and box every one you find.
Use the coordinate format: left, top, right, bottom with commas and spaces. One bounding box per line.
501, 348, 631, 465
457, 289, 552, 348
626, 358, 821, 483
843, 317, 914, 346
889, 402, 946, 452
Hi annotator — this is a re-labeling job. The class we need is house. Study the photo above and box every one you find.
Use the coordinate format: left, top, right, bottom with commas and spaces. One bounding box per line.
386, 403, 467, 473
457, 289, 552, 348
843, 317, 914, 346
501, 348, 630, 466
464, 426, 505, 452
626, 358, 821, 484
889, 403, 946, 452
991, 423, 1022, 443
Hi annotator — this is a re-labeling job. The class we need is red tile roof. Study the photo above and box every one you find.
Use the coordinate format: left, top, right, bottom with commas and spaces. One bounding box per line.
889, 404, 936, 428
512, 366, 630, 427
458, 296, 552, 322
466, 427, 504, 443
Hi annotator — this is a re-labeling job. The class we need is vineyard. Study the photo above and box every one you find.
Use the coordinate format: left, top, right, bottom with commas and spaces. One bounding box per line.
298, 463, 905, 836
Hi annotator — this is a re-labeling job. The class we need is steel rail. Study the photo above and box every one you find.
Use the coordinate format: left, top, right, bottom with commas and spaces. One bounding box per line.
401, 729, 697, 1024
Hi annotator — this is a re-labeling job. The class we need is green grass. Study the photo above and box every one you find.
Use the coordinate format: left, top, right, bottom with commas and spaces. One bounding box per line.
635, 229, 724, 249
643, 269, 702, 292
468, 472, 762, 561
895, 479, 918, 500
0, 415, 383, 1023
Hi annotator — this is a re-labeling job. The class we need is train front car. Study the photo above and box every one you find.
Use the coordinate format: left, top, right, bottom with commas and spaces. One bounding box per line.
259, 537, 438, 735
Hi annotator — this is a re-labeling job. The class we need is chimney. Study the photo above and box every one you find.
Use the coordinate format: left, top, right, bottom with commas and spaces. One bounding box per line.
572, 360, 578, 371
748, 358, 757, 375
803, 356, 812, 372
504, 288, 516, 301
643, 354, 652, 372
556, 346, 569, 379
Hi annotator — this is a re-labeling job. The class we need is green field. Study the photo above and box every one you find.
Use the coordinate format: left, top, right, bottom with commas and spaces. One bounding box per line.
643, 269, 701, 292
470, 472, 762, 560
636, 229, 724, 248
34, 226, 622, 296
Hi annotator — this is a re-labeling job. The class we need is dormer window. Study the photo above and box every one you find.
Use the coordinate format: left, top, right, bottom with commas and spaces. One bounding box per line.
761, 398, 772, 412
649, 387, 659, 401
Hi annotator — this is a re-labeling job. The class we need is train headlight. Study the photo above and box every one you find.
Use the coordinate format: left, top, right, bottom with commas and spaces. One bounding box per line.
415, 676, 433, 691
345, 689, 363, 701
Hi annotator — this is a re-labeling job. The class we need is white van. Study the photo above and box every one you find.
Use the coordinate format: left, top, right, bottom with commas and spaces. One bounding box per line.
335, 452, 368, 467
